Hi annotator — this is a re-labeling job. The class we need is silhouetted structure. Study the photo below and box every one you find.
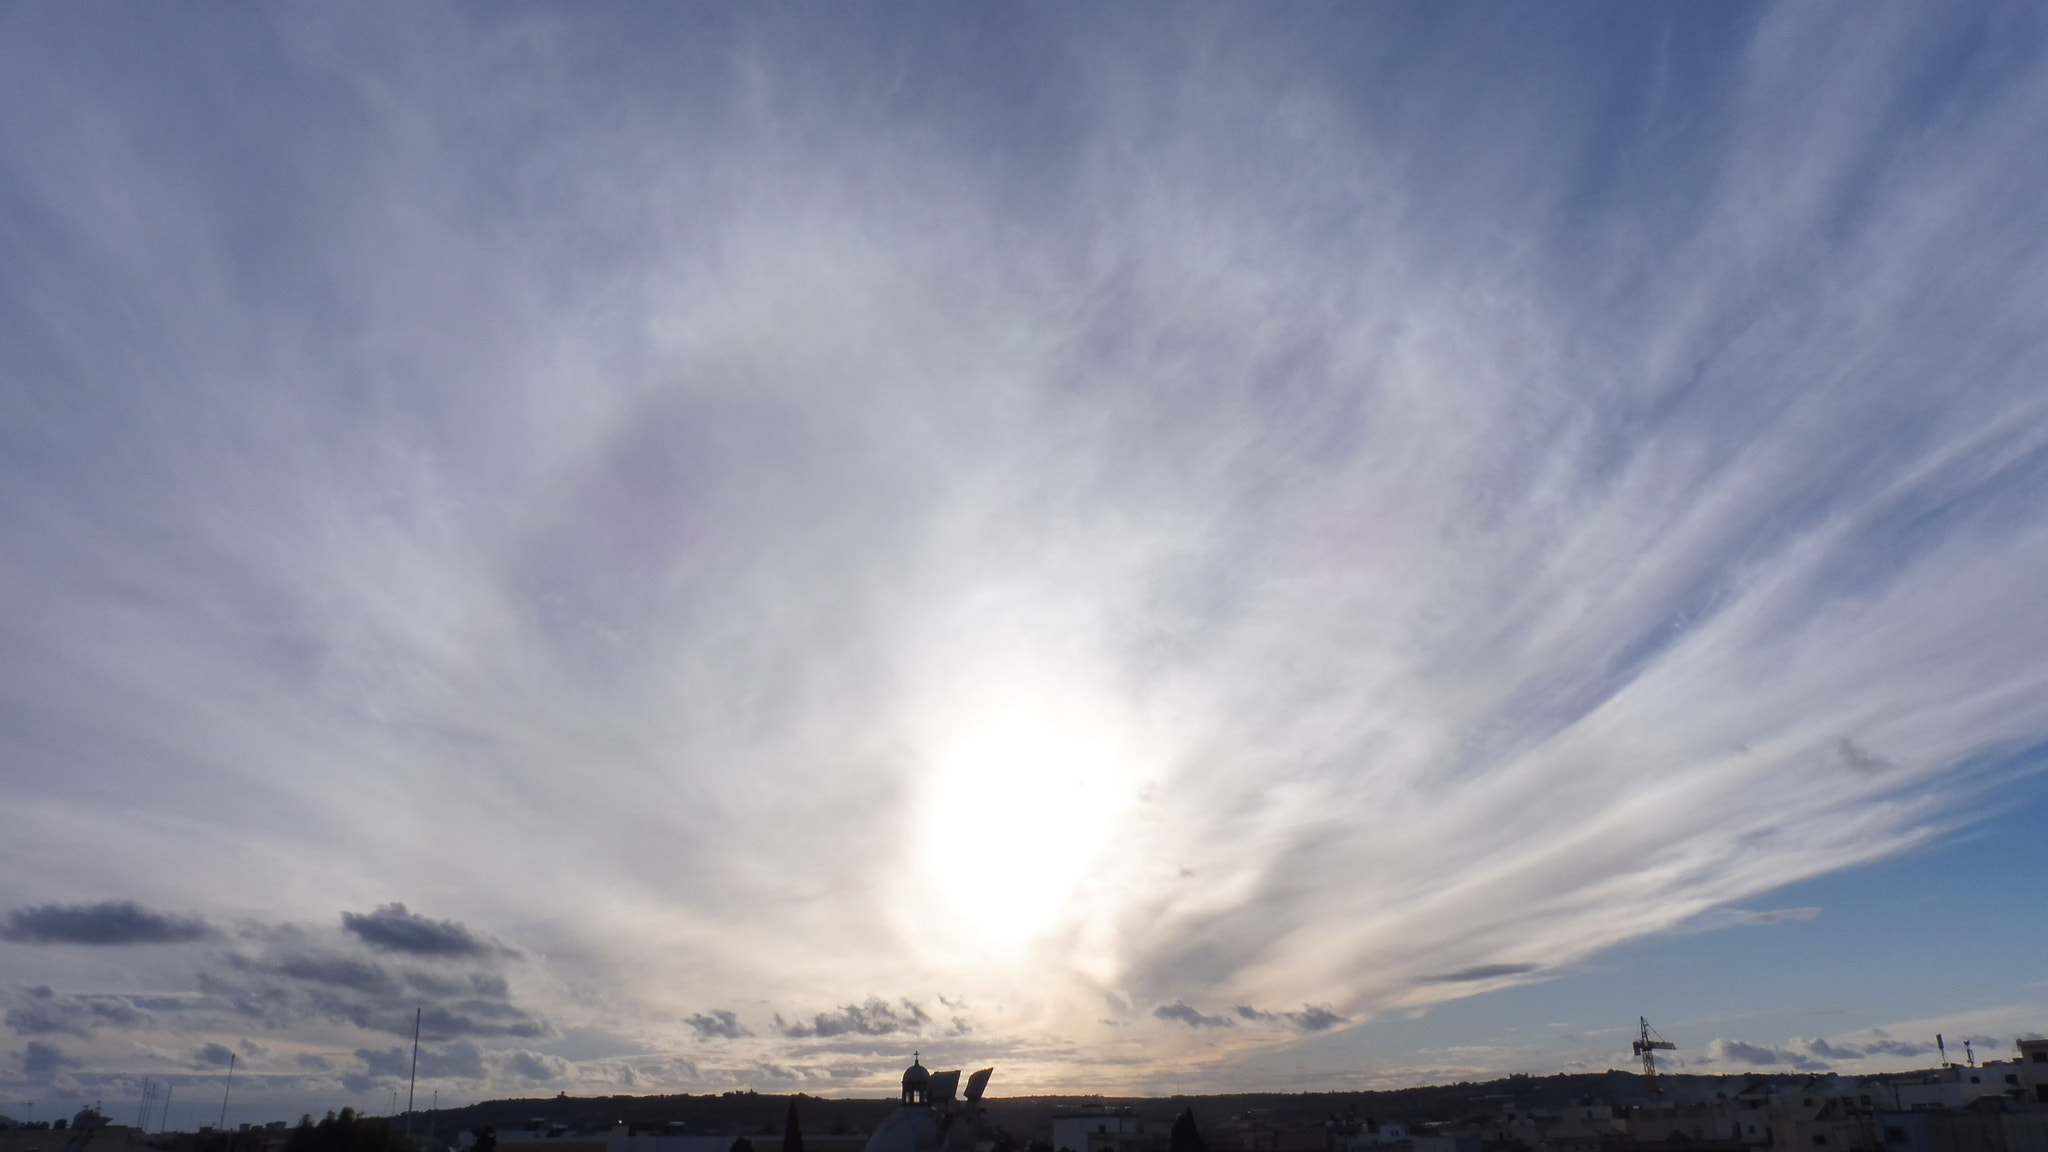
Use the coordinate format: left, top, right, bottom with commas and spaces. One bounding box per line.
1168, 1109, 1205, 1152
863, 1056, 995, 1152
782, 1102, 803, 1152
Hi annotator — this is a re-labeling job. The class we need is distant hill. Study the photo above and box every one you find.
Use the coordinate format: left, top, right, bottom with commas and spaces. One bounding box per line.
414, 1070, 1909, 1144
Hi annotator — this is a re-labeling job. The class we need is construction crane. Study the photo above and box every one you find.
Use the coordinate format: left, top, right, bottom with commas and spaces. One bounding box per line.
1633, 1017, 1677, 1096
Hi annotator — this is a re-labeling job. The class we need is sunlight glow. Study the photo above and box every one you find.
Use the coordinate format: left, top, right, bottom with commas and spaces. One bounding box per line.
915, 667, 1149, 951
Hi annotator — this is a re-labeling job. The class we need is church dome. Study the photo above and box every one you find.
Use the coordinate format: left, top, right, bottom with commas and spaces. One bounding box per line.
900, 1055, 930, 1105
864, 1101, 938, 1152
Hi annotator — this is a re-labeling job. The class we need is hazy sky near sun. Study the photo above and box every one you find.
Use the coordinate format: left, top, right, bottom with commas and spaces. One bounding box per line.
5, 1, 2048, 1118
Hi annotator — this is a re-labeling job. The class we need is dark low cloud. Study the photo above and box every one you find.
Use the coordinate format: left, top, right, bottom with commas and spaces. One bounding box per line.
2, 901, 213, 946
341, 904, 510, 958
1416, 963, 1540, 985
1233, 1004, 1348, 1033
420, 1001, 549, 1041
1697, 1031, 1938, 1071
1701, 1038, 1829, 1071
501, 1049, 567, 1081
1861, 1038, 1937, 1058
1794, 1033, 1934, 1062
273, 953, 400, 996
687, 1009, 751, 1040
194, 1041, 236, 1067
5, 986, 157, 1037
1833, 738, 1895, 774
23, 1039, 77, 1080
198, 943, 549, 1041
1154, 1002, 1233, 1029
776, 998, 928, 1038
357, 1041, 486, 1080
6, 986, 87, 1038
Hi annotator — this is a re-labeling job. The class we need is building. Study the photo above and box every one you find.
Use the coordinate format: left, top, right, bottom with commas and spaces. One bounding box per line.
863, 1057, 994, 1152
1051, 1109, 1143, 1152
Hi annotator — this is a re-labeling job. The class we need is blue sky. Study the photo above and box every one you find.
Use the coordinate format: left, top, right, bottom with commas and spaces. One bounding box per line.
3, 1, 2048, 1121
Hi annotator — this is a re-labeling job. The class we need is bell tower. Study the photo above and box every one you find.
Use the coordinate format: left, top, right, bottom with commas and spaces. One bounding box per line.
901, 1053, 929, 1105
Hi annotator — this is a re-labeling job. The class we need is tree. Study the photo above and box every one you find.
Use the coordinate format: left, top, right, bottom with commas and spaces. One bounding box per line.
781, 1101, 804, 1152
731, 1138, 755, 1152
1169, 1110, 1206, 1152
284, 1108, 417, 1152
473, 1128, 498, 1152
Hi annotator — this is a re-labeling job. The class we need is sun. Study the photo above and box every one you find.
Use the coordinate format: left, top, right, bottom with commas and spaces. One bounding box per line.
915, 674, 1148, 951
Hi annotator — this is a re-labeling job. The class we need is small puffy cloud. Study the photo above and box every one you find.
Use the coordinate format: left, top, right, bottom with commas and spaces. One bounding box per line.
1860, 1037, 1936, 1058
1675, 906, 1824, 935
1738, 908, 1823, 927
358, 1042, 486, 1080
6, 988, 90, 1038
22, 1039, 77, 1081
1234, 1004, 1349, 1033
687, 1010, 751, 1040
419, 1003, 548, 1041
1154, 1002, 1233, 1029
341, 904, 512, 958
1804, 1038, 1861, 1060
271, 953, 399, 996
1833, 738, 1895, 773
194, 1041, 237, 1067
1801, 1032, 1934, 1061
404, 971, 470, 997
2, 901, 213, 946
198, 944, 548, 1041
1700, 1038, 1829, 1070
776, 998, 928, 1038
93, 998, 151, 1028
500, 1049, 568, 1082
6, 989, 155, 1037
357, 1046, 408, 1079
404, 970, 510, 998
1700, 1030, 1936, 1068
1415, 963, 1540, 985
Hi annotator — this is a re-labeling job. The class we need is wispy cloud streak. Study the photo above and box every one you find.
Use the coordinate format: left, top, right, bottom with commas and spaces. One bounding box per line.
0, 2, 2045, 1102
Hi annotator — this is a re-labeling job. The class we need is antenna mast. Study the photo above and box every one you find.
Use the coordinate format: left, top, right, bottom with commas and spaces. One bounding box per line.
1633, 1016, 1677, 1097
406, 1007, 422, 1140
218, 1052, 235, 1130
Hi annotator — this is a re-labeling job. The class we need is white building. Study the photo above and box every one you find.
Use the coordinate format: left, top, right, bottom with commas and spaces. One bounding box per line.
1052, 1108, 1143, 1152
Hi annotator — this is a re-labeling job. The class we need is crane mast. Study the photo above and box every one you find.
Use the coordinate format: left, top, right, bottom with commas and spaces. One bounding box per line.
1633, 1016, 1677, 1096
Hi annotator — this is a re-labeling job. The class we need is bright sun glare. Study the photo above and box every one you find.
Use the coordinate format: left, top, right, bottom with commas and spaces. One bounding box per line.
917, 677, 1147, 951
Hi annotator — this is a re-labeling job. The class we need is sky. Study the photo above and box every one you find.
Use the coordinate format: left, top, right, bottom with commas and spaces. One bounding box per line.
4, 0, 2048, 1125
